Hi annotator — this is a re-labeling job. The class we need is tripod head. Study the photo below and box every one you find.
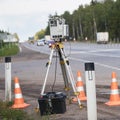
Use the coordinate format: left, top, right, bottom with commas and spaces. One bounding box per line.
49, 40, 64, 51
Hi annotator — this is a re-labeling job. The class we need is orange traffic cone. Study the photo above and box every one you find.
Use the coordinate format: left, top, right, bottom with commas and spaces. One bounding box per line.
12, 77, 30, 109
105, 72, 120, 106
72, 71, 86, 102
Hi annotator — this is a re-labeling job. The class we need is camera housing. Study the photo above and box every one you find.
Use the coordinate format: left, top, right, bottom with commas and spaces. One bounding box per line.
49, 15, 69, 41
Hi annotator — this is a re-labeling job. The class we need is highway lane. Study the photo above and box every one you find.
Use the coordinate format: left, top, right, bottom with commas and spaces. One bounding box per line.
1, 41, 120, 86
23, 41, 120, 86
24, 41, 120, 70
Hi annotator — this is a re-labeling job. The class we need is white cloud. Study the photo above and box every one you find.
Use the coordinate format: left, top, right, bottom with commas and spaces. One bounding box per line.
0, 0, 91, 15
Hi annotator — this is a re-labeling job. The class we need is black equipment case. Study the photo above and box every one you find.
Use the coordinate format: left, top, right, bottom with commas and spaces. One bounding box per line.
38, 92, 66, 116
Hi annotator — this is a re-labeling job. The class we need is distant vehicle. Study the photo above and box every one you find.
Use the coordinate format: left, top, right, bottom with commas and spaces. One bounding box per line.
97, 32, 109, 44
46, 39, 55, 47
44, 35, 51, 41
37, 39, 45, 46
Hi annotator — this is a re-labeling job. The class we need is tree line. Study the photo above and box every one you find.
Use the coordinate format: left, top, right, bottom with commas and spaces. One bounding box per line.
36, 0, 119, 42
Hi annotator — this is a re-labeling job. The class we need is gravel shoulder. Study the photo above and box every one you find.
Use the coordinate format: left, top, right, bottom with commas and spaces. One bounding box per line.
12, 44, 49, 62
0, 44, 49, 63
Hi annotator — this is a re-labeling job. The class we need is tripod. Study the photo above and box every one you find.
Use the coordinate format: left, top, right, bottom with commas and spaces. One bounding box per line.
40, 41, 82, 109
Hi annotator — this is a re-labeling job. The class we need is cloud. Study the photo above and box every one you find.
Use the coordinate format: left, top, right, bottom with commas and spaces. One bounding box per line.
0, 0, 91, 15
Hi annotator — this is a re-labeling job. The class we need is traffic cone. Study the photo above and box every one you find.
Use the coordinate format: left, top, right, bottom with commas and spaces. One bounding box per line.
72, 71, 86, 102
12, 77, 30, 109
105, 72, 120, 106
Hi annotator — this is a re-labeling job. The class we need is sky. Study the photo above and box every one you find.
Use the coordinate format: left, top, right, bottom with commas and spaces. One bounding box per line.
0, 0, 92, 41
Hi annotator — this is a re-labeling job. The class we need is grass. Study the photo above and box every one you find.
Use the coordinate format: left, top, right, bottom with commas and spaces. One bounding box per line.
0, 100, 33, 120
0, 100, 54, 120
0, 43, 19, 57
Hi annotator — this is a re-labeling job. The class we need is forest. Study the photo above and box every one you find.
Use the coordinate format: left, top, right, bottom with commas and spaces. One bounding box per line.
37, 0, 120, 42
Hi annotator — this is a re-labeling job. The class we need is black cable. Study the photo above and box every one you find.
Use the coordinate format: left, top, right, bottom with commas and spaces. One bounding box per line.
51, 42, 71, 92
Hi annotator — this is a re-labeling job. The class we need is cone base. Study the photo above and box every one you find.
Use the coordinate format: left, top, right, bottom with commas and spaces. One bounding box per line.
80, 97, 87, 101
105, 101, 120, 106
12, 103, 30, 109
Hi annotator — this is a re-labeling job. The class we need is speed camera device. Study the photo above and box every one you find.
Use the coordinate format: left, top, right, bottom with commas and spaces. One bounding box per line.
49, 15, 69, 41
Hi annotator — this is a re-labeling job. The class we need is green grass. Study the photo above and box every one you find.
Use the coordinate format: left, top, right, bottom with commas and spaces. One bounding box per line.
0, 43, 19, 57
0, 100, 53, 120
0, 100, 33, 120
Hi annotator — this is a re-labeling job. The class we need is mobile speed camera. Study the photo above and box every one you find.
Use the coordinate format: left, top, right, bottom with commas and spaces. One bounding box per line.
49, 15, 69, 41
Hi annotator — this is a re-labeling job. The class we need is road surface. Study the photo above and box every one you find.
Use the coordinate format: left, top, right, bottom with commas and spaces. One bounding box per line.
0, 41, 120, 120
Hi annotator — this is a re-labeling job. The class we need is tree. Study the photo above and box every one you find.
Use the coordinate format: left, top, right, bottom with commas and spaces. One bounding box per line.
43, 0, 119, 41
13, 33, 19, 41
62, 11, 73, 37
34, 29, 45, 40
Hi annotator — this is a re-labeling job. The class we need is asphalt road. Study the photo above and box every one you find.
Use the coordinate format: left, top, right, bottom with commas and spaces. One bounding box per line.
1, 41, 120, 120
24, 41, 120, 86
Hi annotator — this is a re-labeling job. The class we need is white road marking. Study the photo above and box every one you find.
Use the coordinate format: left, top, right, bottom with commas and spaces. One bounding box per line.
70, 57, 120, 71
71, 49, 120, 58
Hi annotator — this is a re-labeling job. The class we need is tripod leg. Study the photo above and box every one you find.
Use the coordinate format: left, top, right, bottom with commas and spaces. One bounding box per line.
41, 48, 54, 95
58, 50, 70, 90
35, 48, 54, 112
58, 49, 71, 102
59, 48, 82, 108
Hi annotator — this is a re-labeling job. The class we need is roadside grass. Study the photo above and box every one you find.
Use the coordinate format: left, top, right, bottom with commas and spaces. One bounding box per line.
0, 100, 54, 120
0, 100, 34, 120
0, 43, 19, 57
